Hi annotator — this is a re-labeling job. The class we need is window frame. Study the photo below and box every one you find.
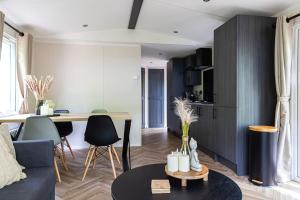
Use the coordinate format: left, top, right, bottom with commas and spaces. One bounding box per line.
0, 32, 19, 113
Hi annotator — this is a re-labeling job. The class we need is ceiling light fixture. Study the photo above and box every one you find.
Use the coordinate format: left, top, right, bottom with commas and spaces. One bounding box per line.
203, 0, 210, 2
173, 30, 178, 34
82, 24, 88, 28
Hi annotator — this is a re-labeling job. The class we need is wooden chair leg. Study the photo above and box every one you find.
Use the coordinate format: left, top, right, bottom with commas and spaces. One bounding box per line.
92, 147, 98, 169
84, 145, 92, 166
58, 146, 68, 171
65, 137, 75, 159
82, 147, 96, 181
108, 146, 117, 179
112, 145, 121, 165
54, 158, 61, 183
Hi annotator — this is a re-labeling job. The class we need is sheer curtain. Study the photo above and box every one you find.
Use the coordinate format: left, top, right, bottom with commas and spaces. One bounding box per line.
17, 33, 33, 114
275, 16, 293, 183
0, 12, 5, 61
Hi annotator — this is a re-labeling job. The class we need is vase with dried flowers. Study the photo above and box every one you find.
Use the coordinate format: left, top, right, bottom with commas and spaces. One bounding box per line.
25, 75, 54, 115
174, 98, 198, 155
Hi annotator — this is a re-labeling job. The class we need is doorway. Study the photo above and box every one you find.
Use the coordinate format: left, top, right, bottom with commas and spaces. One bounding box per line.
141, 68, 166, 129
148, 69, 164, 128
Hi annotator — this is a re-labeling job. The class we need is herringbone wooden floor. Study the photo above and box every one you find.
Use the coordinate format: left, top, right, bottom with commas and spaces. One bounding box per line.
55, 130, 296, 200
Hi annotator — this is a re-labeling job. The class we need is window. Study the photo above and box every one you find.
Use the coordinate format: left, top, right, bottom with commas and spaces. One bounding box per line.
0, 34, 20, 113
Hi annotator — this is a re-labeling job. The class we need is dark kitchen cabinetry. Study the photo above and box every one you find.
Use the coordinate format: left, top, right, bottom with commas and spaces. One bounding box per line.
185, 54, 196, 69
213, 15, 276, 175
196, 48, 212, 68
190, 105, 215, 153
167, 58, 185, 137
185, 70, 201, 86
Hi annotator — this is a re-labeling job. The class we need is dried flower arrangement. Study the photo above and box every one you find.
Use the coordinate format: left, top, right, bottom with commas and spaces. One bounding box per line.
174, 98, 198, 155
25, 75, 54, 101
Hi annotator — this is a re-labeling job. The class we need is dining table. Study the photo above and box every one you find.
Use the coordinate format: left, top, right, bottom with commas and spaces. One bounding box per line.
0, 112, 132, 172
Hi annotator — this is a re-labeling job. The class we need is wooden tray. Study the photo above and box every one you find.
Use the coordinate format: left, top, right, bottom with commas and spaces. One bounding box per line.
165, 165, 209, 187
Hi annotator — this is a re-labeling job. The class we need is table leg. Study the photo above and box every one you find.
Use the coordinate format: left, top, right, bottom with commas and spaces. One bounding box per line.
122, 119, 131, 172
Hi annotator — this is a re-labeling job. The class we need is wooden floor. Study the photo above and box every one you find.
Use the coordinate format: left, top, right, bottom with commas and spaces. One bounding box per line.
55, 131, 299, 200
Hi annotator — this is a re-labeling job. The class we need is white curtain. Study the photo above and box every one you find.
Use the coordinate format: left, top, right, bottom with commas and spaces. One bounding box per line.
275, 16, 293, 183
0, 12, 5, 60
17, 33, 33, 114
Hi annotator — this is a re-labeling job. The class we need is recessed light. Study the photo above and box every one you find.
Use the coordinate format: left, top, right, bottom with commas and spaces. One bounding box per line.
203, 0, 210, 2
173, 30, 178, 34
159, 53, 163, 56
82, 24, 88, 27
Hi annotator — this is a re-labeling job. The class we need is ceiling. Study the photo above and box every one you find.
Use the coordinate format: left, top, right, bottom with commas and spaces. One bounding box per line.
0, 0, 299, 64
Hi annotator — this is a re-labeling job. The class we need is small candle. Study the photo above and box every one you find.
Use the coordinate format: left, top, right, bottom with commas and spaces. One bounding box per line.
178, 155, 190, 172
40, 105, 48, 116
167, 154, 178, 172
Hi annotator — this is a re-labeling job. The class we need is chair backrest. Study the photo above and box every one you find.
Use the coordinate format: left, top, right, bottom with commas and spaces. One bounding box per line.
91, 109, 108, 113
54, 109, 73, 137
84, 115, 120, 146
22, 116, 61, 146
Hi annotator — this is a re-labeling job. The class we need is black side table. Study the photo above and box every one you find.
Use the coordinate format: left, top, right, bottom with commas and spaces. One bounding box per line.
111, 164, 242, 200
248, 126, 278, 186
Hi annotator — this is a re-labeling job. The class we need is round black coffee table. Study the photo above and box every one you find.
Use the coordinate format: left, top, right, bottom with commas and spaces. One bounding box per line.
111, 164, 242, 200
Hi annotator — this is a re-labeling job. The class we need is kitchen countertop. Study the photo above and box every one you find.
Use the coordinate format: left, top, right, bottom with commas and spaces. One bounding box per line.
188, 102, 214, 106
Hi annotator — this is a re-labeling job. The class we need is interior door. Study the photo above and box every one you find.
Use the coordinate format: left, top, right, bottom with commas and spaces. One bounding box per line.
148, 69, 164, 128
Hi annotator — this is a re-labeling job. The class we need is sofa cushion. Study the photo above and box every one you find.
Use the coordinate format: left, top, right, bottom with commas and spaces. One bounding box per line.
0, 167, 55, 200
0, 131, 26, 189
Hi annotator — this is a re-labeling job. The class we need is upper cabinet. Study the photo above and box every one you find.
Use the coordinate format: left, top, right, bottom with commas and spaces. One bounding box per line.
195, 48, 212, 69
185, 54, 196, 69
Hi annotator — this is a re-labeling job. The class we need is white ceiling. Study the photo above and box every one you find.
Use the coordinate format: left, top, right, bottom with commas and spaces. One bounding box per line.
0, 0, 299, 64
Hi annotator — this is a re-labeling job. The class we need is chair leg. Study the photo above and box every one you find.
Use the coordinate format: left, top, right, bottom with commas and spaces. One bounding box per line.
82, 147, 96, 181
65, 137, 75, 159
112, 145, 121, 165
84, 145, 92, 166
58, 146, 68, 171
54, 158, 61, 183
108, 146, 117, 179
92, 147, 98, 169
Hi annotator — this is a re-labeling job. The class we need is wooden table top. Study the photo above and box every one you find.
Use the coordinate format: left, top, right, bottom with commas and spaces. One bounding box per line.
0, 112, 131, 123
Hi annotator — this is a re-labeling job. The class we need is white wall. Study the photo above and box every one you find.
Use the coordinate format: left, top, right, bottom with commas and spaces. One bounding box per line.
32, 41, 141, 148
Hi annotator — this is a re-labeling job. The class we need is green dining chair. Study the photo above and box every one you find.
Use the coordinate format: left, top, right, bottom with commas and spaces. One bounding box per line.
91, 109, 108, 113
22, 116, 67, 183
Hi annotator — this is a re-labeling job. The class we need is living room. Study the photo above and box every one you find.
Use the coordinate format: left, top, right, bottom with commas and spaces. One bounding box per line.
0, 0, 300, 200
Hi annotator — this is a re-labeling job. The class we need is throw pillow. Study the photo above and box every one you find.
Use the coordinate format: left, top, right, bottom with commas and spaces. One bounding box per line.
0, 124, 16, 158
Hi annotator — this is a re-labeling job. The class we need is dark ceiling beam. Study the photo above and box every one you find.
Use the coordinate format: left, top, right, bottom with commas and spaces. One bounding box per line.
128, 0, 144, 29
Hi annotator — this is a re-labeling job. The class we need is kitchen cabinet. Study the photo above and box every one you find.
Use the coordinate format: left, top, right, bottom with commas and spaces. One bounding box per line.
190, 104, 214, 152
213, 15, 276, 175
196, 48, 212, 68
185, 54, 196, 69
185, 70, 201, 86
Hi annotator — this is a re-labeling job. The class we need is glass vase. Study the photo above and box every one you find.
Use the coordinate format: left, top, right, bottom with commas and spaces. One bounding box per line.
180, 122, 190, 155
35, 100, 44, 115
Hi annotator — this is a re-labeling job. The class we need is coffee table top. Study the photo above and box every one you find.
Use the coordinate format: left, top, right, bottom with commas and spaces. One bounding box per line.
111, 164, 242, 200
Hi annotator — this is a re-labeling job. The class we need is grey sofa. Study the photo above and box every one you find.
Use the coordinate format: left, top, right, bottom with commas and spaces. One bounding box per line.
0, 140, 56, 200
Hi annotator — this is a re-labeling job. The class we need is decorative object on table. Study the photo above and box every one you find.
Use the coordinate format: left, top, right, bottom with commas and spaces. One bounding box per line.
174, 98, 198, 155
40, 100, 55, 115
25, 75, 54, 115
167, 153, 179, 172
189, 137, 202, 172
165, 164, 209, 187
151, 179, 170, 194
178, 154, 190, 172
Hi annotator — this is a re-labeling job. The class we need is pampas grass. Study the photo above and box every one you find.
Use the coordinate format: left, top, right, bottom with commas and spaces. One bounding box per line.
174, 98, 198, 126
25, 75, 53, 100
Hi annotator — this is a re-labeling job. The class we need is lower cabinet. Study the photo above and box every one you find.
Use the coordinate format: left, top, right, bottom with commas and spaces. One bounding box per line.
214, 106, 236, 163
190, 105, 214, 152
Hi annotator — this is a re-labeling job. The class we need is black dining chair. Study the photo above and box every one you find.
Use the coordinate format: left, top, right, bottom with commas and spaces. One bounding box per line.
54, 109, 75, 160
82, 115, 121, 181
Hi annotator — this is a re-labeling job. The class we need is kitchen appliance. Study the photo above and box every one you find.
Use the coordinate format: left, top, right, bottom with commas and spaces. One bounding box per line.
203, 68, 214, 103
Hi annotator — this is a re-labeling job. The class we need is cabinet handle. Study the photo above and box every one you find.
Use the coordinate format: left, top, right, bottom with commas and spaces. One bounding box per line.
213, 93, 216, 104
198, 107, 201, 116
